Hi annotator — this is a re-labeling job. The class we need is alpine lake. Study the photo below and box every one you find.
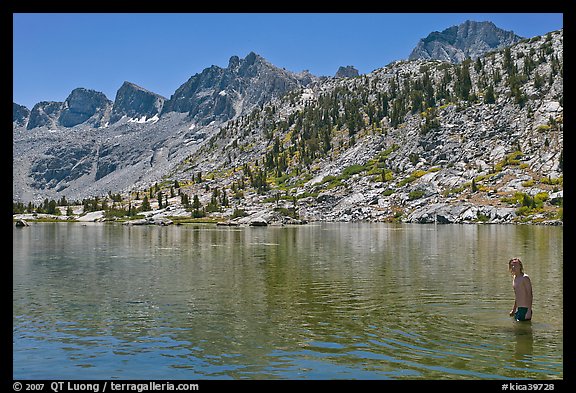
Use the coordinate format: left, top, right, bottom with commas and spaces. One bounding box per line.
13, 222, 563, 380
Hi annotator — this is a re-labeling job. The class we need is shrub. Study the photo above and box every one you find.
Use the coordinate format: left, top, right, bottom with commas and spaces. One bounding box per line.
342, 164, 367, 177
232, 209, 247, 219
408, 190, 425, 200
521, 179, 535, 187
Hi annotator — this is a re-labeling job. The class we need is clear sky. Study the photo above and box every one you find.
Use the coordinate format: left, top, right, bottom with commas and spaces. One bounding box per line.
13, 13, 563, 109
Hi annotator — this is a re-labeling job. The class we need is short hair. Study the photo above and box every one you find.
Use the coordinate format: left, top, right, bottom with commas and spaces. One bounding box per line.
509, 257, 524, 274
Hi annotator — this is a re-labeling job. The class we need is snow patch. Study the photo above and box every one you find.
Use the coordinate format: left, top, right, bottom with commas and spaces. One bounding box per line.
128, 116, 147, 124
128, 115, 159, 124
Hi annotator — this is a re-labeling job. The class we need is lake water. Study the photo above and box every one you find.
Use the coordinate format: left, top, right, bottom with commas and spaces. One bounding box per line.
13, 222, 563, 380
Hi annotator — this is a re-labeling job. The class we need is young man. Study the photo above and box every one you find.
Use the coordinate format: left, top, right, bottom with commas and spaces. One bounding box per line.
509, 257, 533, 321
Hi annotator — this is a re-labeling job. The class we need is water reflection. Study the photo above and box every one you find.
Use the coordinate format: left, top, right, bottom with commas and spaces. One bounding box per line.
13, 223, 562, 379
514, 322, 533, 359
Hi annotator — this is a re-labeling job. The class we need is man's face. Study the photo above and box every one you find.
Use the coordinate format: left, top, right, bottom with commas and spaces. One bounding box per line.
510, 259, 521, 273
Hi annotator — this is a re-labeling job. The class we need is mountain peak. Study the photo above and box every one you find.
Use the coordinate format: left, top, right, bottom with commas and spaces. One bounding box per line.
161, 51, 316, 124
13, 103, 30, 127
110, 81, 166, 124
228, 55, 240, 68
409, 20, 524, 63
245, 51, 259, 65
59, 87, 112, 128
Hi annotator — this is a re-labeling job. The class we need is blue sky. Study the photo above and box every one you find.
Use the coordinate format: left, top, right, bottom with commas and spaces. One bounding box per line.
13, 13, 563, 109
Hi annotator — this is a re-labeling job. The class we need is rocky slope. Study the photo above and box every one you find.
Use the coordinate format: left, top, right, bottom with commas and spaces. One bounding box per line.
13, 25, 563, 225
169, 29, 563, 225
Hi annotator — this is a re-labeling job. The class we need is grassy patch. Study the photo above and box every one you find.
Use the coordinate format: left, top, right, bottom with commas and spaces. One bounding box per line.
397, 170, 428, 187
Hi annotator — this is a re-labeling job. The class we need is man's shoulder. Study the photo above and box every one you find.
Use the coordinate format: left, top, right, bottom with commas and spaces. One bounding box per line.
521, 274, 532, 283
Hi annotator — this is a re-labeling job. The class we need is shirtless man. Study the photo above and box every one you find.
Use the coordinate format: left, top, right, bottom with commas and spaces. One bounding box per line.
509, 257, 533, 321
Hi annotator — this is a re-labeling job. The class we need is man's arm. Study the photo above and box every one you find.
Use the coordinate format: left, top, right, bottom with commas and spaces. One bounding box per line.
510, 299, 517, 316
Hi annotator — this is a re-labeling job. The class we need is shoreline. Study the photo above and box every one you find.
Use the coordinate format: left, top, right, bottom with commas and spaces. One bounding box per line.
13, 213, 563, 226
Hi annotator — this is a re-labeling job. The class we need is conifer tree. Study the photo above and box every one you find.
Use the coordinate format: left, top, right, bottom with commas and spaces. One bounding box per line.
484, 84, 496, 104
140, 195, 151, 212
157, 191, 164, 209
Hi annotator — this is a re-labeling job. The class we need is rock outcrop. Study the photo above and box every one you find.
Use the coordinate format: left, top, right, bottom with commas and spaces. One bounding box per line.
335, 65, 359, 78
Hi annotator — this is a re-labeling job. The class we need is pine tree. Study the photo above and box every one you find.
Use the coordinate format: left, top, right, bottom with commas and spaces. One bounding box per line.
455, 62, 472, 101
503, 47, 515, 74
221, 189, 229, 207
192, 195, 205, 218
157, 192, 164, 209
192, 195, 201, 210
140, 195, 151, 212
484, 84, 496, 104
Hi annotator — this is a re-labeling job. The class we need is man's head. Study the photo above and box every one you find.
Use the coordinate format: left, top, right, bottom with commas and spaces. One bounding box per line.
509, 257, 524, 275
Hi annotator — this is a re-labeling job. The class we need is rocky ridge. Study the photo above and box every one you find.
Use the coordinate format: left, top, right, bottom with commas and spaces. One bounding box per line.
13, 52, 317, 203
25, 88, 113, 130
160, 52, 317, 124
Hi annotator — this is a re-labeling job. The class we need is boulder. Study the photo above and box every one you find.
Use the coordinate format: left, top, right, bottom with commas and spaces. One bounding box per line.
249, 217, 268, 226
77, 210, 105, 222
15, 219, 29, 227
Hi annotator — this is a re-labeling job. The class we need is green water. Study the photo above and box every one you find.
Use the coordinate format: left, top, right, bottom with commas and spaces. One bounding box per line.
13, 222, 563, 379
